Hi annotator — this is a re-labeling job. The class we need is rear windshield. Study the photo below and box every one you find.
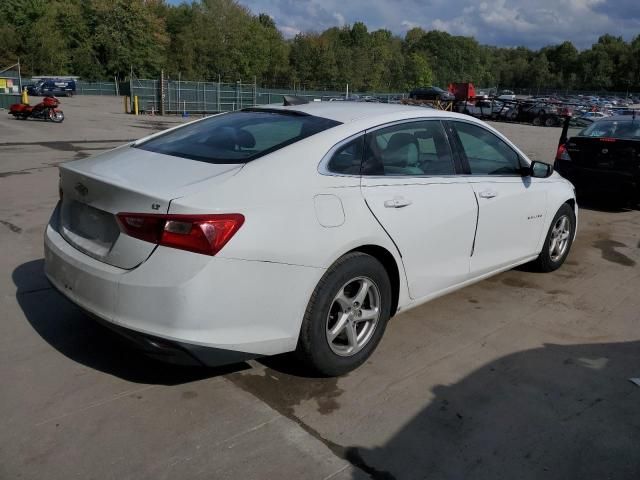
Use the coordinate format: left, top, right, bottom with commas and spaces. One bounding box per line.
578, 119, 640, 140
136, 110, 341, 164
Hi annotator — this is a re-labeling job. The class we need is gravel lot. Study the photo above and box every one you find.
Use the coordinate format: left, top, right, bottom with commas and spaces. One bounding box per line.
1, 96, 639, 480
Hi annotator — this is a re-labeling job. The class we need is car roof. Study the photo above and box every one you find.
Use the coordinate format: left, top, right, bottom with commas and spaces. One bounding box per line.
596, 115, 637, 121
253, 102, 455, 124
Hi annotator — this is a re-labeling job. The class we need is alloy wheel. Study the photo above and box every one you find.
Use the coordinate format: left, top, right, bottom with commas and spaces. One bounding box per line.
549, 215, 571, 262
325, 276, 381, 357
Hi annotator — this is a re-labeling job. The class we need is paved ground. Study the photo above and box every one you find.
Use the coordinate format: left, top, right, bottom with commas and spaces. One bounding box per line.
1, 96, 639, 480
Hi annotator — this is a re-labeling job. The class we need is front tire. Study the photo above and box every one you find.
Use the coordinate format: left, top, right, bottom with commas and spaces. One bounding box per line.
531, 204, 576, 272
296, 252, 392, 376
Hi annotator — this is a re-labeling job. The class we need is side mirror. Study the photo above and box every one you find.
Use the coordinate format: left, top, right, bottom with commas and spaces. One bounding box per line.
528, 161, 553, 178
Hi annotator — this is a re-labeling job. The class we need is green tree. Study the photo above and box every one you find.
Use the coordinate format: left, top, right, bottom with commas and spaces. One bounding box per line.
404, 52, 433, 89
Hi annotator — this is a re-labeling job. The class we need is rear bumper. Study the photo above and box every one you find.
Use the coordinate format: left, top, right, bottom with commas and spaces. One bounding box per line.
555, 161, 639, 198
44, 213, 324, 366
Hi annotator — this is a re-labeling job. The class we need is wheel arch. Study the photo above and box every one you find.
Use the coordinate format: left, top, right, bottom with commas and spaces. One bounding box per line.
346, 244, 401, 318
565, 197, 576, 213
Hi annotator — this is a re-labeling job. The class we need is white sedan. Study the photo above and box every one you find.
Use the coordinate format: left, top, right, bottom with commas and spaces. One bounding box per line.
45, 102, 577, 376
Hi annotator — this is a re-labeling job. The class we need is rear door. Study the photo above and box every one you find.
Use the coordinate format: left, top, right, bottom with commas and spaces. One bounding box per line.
448, 120, 548, 275
360, 119, 478, 300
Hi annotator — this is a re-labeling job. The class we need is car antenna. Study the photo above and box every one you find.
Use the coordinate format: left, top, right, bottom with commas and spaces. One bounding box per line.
283, 95, 309, 106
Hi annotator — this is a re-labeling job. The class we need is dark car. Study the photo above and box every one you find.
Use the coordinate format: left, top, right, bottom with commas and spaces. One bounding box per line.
26, 79, 76, 97
409, 86, 455, 102
555, 115, 640, 204
504, 102, 561, 126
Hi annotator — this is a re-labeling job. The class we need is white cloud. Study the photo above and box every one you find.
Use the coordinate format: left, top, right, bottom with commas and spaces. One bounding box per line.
401, 20, 420, 30
240, 0, 640, 48
279, 25, 301, 37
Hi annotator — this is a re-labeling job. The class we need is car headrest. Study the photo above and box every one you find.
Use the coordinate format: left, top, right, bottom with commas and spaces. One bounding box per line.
383, 133, 419, 167
209, 127, 256, 150
236, 129, 256, 148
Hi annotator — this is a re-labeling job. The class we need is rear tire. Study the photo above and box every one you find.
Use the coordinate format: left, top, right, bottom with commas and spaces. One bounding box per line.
296, 252, 392, 376
530, 203, 576, 272
48, 109, 64, 123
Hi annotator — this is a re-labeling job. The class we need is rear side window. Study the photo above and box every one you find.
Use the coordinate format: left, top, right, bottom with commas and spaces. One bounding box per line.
136, 110, 340, 164
327, 137, 364, 174
362, 120, 455, 176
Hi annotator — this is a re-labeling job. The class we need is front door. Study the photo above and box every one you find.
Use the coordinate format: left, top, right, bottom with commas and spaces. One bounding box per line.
448, 120, 548, 275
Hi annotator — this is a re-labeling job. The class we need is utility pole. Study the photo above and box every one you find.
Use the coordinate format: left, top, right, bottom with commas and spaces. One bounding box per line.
17, 58, 22, 92
160, 70, 166, 116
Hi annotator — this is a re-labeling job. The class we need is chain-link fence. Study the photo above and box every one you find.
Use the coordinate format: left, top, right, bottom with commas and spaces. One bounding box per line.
76, 81, 118, 95
126, 79, 407, 114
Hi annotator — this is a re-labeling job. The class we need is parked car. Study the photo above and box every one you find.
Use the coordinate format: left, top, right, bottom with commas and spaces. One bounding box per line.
26, 78, 76, 97
458, 99, 504, 117
409, 86, 455, 102
580, 111, 609, 120
45, 102, 576, 376
497, 90, 516, 101
503, 102, 561, 126
556, 115, 640, 204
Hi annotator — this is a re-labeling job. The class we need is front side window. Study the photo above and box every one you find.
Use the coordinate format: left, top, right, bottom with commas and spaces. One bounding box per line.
452, 122, 522, 175
362, 120, 455, 176
136, 110, 340, 164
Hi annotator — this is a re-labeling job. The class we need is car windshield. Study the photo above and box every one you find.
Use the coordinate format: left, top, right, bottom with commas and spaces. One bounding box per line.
136, 110, 341, 164
579, 119, 640, 140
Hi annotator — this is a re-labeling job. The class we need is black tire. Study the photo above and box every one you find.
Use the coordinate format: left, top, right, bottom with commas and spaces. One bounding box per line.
48, 109, 64, 123
296, 252, 392, 376
544, 116, 556, 127
530, 203, 576, 272
532, 116, 542, 126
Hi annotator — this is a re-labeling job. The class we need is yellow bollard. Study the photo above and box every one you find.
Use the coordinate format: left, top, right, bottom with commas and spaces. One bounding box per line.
133, 95, 139, 116
21, 87, 29, 105
124, 95, 129, 113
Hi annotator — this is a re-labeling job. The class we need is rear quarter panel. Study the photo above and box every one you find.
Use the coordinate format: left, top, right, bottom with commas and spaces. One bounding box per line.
167, 122, 412, 308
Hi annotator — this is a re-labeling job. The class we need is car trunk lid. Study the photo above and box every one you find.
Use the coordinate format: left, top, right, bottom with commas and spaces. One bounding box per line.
58, 145, 242, 269
566, 136, 639, 171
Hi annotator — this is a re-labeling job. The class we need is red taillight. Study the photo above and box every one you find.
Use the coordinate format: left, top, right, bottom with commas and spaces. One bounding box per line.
555, 144, 571, 161
600, 137, 616, 143
116, 213, 244, 256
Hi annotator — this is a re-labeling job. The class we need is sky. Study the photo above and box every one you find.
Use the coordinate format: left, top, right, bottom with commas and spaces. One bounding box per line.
220, 0, 640, 49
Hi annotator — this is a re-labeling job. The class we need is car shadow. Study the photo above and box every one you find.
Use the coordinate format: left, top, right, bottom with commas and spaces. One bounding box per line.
577, 196, 639, 213
13, 259, 250, 385
346, 340, 640, 479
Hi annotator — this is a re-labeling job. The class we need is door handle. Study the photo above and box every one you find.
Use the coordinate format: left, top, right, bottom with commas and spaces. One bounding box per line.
478, 190, 498, 199
384, 196, 412, 208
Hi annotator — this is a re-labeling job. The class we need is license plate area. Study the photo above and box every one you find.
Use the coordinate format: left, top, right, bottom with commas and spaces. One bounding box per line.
60, 199, 120, 258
